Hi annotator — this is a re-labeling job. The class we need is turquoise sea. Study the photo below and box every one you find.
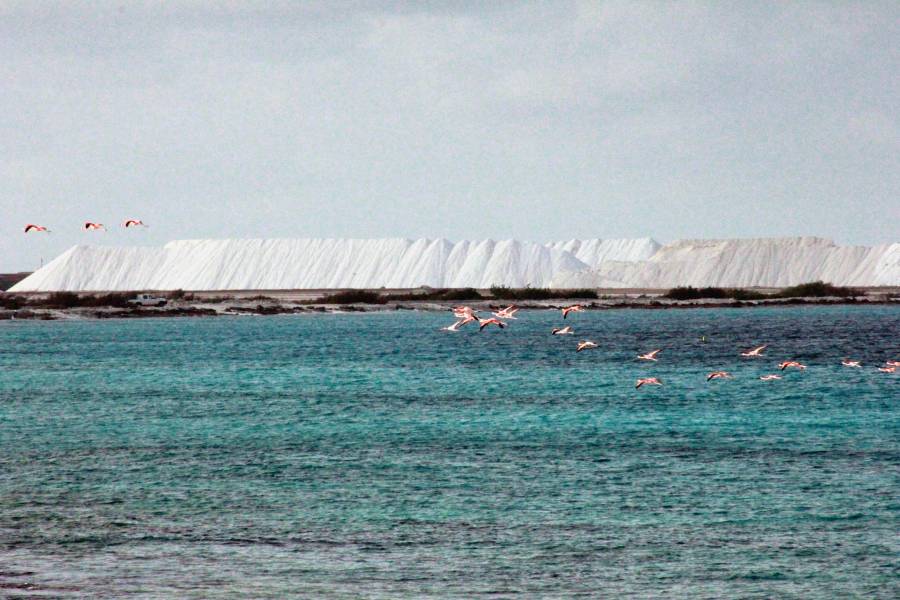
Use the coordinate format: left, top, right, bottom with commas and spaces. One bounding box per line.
1, 306, 898, 598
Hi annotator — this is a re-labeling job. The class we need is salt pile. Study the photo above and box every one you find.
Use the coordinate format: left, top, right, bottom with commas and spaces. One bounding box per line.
10, 237, 899, 292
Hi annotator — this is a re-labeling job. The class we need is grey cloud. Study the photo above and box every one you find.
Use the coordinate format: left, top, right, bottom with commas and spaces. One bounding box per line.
1, 1, 897, 271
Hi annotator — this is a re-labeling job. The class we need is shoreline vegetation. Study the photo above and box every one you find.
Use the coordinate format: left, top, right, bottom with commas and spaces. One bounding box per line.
1, 281, 898, 321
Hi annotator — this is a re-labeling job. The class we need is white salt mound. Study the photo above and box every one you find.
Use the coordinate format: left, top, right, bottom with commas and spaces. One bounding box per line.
9, 237, 899, 292
552, 237, 900, 289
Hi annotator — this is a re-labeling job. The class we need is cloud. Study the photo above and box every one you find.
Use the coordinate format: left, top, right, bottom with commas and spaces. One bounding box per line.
0, 2, 898, 270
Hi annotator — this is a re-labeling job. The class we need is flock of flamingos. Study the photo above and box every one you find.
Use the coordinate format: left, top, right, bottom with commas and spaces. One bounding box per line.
19, 222, 900, 383
441, 304, 899, 388
23, 219, 146, 232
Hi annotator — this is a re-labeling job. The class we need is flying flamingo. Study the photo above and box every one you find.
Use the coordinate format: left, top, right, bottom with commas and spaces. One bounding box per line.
841, 359, 861, 368
635, 377, 662, 389
452, 306, 477, 319
706, 371, 732, 381
779, 361, 806, 371
24, 224, 50, 233
878, 366, 896, 373
477, 317, 506, 331
441, 320, 465, 332
885, 360, 900, 367
493, 305, 518, 319
123, 219, 147, 228
551, 326, 574, 335
637, 349, 661, 361
759, 374, 782, 381
576, 340, 598, 353
741, 345, 767, 358
562, 305, 584, 319
83, 222, 106, 231
441, 315, 477, 332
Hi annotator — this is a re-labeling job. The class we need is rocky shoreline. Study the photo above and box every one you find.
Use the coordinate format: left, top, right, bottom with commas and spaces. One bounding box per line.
2, 295, 898, 321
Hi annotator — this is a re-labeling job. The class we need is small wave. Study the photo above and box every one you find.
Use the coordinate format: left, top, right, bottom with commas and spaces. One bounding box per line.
814, 512, 866, 521
726, 571, 790, 581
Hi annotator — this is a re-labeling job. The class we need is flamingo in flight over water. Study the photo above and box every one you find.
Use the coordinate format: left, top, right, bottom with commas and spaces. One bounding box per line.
741, 345, 767, 358
635, 377, 662, 389
759, 374, 782, 381
493, 306, 518, 319
779, 361, 806, 371
123, 219, 147, 228
24, 224, 50, 233
84, 222, 106, 231
841, 359, 861, 368
452, 306, 477, 319
878, 366, 896, 373
441, 315, 477, 332
477, 318, 506, 331
637, 349, 661, 361
576, 341, 598, 353
562, 305, 584, 319
707, 371, 733, 381
551, 326, 574, 335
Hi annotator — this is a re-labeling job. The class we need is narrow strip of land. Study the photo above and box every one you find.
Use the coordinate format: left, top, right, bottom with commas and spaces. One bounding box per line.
2, 284, 897, 320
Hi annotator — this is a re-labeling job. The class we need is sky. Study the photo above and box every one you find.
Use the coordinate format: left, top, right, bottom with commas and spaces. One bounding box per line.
1, 0, 898, 271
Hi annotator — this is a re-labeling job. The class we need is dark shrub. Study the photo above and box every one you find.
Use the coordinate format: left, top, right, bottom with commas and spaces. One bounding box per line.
377, 288, 484, 302
665, 286, 767, 301
319, 290, 387, 304
775, 281, 863, 298
32, 292, 135, 309
433, 288, 483, 301
665, 282, 865, 301
731, 289, 767, 301
0, 295, 25, 310
664, 286, 726, 300
489, 286, 597, 300
490, 286, 552, 300
83, 293, 133, 308
42, 292, 82, 308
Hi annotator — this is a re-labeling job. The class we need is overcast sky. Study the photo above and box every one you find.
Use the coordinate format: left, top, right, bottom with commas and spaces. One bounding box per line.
2, 1, 898, 271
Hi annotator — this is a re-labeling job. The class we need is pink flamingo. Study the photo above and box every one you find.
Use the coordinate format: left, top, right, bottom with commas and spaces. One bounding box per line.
493, 306, 518, 319
636, 377, 662, 389
441, 315, 477, 332
740, 345, 767, 358
452, 306, 477, 319
477, 318, 506, 331
637, 349, 661, 362
707, 371, 733, 381
562, 305, 584, 319
779, 361, 806, 371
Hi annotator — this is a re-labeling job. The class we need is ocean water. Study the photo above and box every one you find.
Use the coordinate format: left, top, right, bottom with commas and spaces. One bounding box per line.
1, 306, 898, 598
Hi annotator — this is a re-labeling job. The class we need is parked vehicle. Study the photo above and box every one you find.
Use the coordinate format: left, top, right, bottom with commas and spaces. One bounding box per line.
129, 293, 167, 307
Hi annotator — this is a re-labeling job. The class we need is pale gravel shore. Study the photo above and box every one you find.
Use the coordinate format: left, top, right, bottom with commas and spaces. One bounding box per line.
2, 294, 898, 321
